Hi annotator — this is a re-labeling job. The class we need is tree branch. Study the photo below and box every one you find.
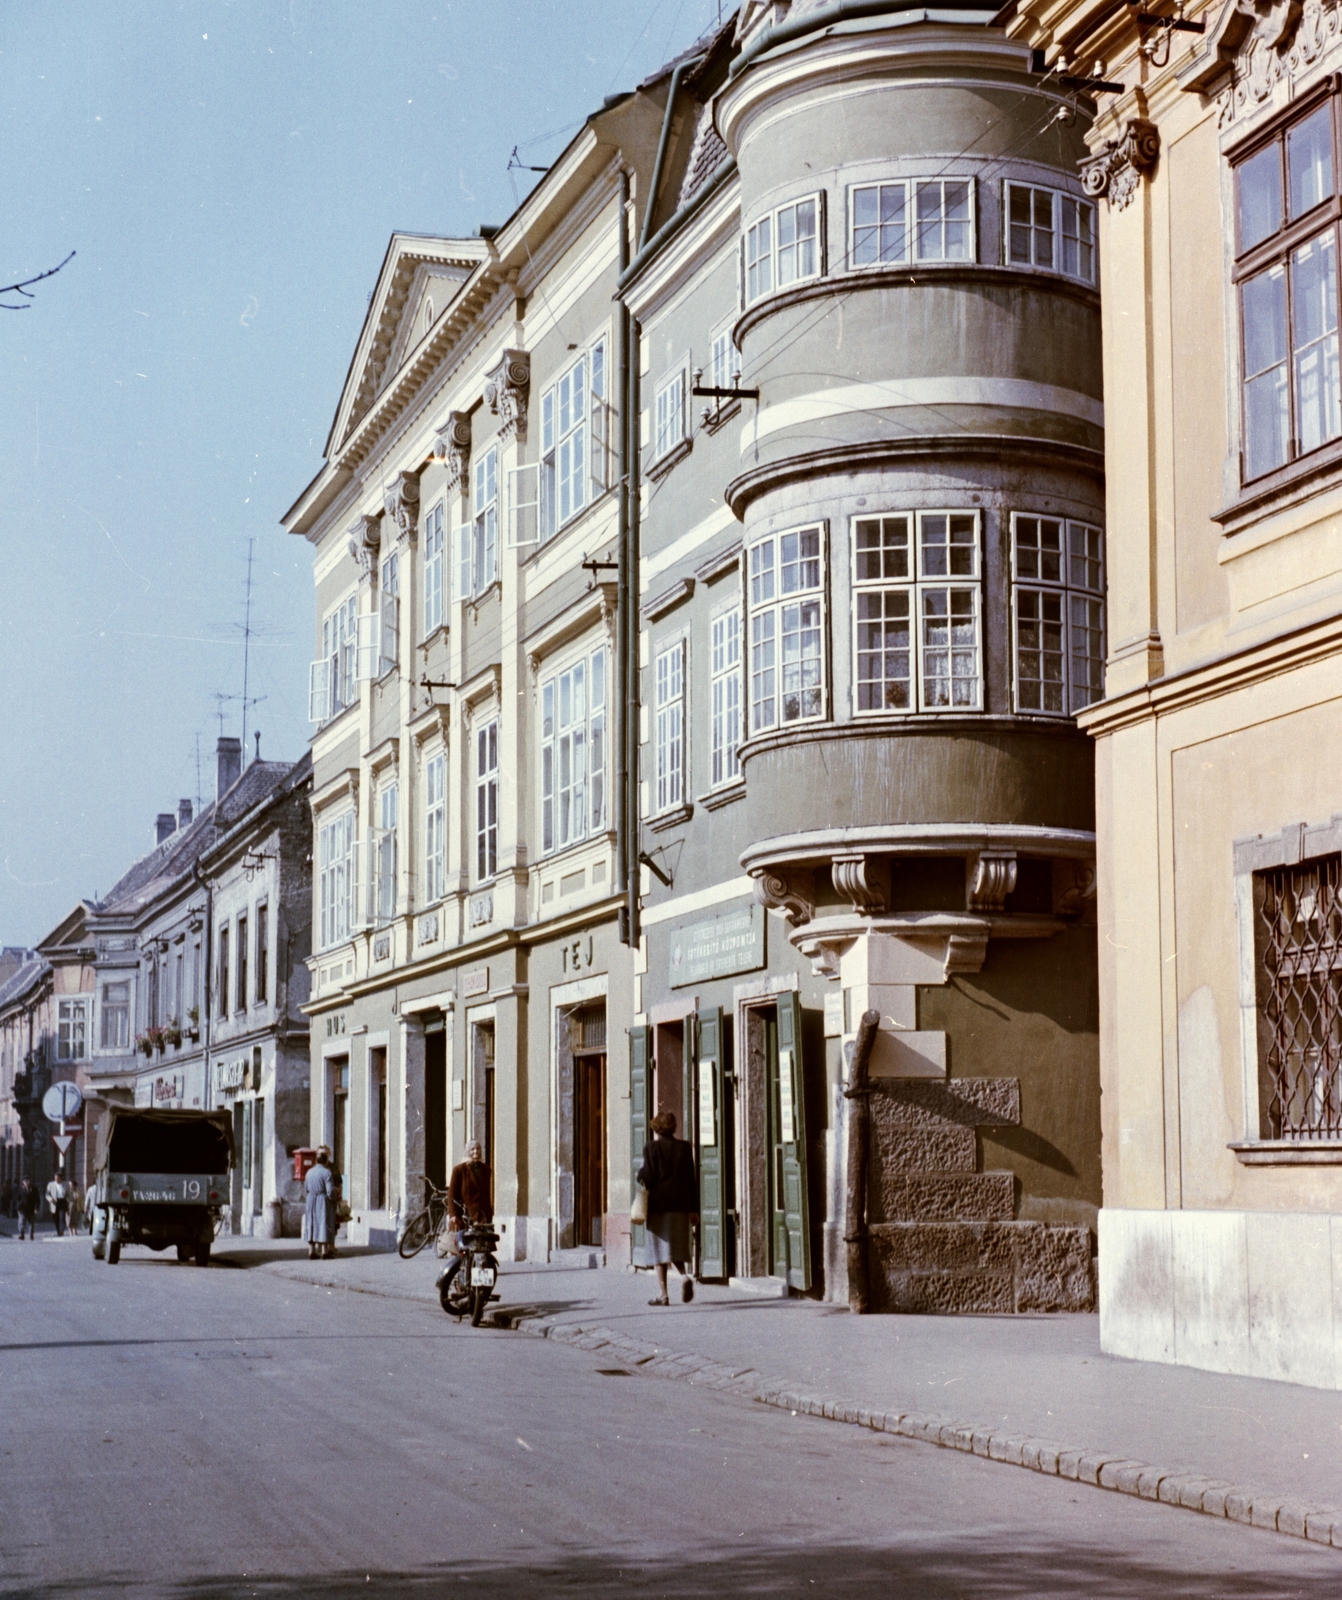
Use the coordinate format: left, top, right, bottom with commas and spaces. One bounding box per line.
0, 250, 76, 310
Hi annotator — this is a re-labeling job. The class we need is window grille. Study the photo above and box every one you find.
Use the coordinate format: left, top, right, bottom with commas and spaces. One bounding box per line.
1256, 853, 1342, 1139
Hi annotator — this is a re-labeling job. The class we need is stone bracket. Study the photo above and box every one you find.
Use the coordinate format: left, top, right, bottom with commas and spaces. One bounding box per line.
437, 410, 472, 498
833, 853, 887, 914
485, 348, 531, 443
966, 850, 1017, 913
347, 513, 381, 580
383, 470, 421, 546
1080, 118, 1160, 210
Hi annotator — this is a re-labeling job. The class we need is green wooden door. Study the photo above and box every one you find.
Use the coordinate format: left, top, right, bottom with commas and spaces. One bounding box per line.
695, 1007, 726, 1280
630, 1024, 649, 1265
776, 993, 811, 1292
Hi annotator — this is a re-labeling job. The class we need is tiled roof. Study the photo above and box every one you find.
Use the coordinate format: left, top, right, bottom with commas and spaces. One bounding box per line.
0, 957, 49, 1013
677, 102, 731, 209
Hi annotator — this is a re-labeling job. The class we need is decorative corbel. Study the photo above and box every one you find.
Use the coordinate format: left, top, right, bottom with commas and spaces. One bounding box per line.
944, 931, 990, 978
346, 513, 381, 581
1053, 859, 1098, 917
484, 349, 531, 443
437, 411, 472, 499
752, 868, 814, 929
831, 853, 886, 915
383, 470, 421, 545
1080, 118, 1160, 210
966, 850, 1018, 913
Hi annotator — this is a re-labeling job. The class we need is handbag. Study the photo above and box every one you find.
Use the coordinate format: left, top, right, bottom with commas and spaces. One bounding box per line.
630, 1185, 649, 1224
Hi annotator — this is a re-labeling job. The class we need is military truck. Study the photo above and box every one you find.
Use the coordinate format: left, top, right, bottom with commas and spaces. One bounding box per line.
91, 1107, 233, 1266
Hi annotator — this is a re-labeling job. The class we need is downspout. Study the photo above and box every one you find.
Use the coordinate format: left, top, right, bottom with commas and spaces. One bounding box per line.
617, 167, 632, 934
626, 313, 643, 952
193, 860, 214, 1113
639, 57, 697, 252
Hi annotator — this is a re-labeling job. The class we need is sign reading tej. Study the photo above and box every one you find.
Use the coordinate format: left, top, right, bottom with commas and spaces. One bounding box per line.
669, 902, 765, 988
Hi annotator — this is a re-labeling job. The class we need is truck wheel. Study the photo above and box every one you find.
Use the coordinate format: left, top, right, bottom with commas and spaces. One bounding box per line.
195, 1240, 211, 1268
176, 1244, 192, 1263
107, 1242, 121, 1265
92, 1241, 105, 1261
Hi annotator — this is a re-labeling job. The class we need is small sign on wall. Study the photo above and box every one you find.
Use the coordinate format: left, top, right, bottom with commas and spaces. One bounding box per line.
778, 1048, 796, 1144
463, 966, 489, 997
823, 991, 845, 1038
670, 902, 765, 988
698, 1061, 716, 1147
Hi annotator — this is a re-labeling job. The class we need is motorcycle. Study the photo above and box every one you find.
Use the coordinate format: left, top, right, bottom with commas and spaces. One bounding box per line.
435, 1218, 501, 1327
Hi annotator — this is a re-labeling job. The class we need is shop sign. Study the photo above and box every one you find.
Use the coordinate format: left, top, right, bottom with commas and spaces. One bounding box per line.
669, 902, 765, 988
463, 966, 489, 997
153, 1073, 184, 1105
216, 1059, 246, 1093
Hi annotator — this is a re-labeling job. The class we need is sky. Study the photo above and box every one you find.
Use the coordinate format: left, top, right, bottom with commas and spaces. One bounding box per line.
0, 0, 725, 948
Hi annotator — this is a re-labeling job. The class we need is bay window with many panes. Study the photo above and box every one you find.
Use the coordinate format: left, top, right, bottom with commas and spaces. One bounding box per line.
852, 512, 982, 713
1010, 515, 1105, 715
747, 526, 826, 732
1234, 92, 1342, 482
848, 179, 974, 270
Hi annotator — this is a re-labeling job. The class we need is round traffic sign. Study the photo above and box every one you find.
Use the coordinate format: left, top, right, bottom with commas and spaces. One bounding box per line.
42, 1081, 83, 1122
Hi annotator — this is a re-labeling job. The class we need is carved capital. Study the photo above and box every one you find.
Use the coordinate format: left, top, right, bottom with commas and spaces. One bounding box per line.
383, 470, 421, 545
437, 411, 472, 498
346, 513, 381, 580
484, 348, 531, 443
752, 869, 814, 928
966, 850, 1018, 913
1080, 118, 1160, 210
831, 853, 886, 915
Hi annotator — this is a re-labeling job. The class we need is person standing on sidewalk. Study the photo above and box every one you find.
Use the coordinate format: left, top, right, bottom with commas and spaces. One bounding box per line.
67, 1182, 84, 1236
304, 1146, 337, 1260
17, 1177, 39, 1239
636, 1111, 698, 1306
45, 1174, 68, 1236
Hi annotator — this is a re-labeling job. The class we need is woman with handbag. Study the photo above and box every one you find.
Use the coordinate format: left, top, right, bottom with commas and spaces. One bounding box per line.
635, 1111, 698, 1306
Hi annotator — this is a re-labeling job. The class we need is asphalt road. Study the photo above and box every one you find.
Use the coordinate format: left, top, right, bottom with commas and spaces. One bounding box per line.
2, 1238, 1337, 1599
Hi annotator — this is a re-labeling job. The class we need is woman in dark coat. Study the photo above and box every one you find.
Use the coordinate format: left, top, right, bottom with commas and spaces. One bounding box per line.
304, 1146, 338, 1260
636, 1110, 698, 1305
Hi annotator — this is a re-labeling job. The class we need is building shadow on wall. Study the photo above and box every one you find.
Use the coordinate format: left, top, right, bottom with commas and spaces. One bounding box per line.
3, 1537, 1330, 1600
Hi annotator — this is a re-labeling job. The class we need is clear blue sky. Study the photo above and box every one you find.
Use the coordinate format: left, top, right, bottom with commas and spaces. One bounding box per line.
0, 0, 723, 947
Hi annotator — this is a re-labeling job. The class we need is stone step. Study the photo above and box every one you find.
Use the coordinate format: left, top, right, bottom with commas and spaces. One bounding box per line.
872, 1170, 1015, 1223
868, 1220, 1094, 1314
871, 1077, 1020, 1132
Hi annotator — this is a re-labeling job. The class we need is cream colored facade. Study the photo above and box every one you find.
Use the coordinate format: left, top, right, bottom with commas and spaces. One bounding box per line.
1010, 0, 1342, 1382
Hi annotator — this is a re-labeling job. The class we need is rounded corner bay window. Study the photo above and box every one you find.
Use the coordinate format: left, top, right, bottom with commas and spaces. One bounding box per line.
1234, 94, 1341, 482
747, 526, 826, 732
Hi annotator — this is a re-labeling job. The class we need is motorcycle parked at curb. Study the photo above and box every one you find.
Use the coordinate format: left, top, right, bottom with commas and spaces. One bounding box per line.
435, 1218, 502, 1327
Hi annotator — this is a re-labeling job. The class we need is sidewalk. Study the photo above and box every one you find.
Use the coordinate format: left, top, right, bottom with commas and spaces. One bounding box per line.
220, 1238, 1342, 1548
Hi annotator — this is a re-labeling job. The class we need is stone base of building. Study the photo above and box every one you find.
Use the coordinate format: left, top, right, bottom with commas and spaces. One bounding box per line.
870, 1221, 1094, 1313
1099, 1207, 1342, 1388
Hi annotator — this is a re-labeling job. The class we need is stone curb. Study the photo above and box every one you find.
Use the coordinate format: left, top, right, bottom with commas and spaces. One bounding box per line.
496, 1306, 1342, 1551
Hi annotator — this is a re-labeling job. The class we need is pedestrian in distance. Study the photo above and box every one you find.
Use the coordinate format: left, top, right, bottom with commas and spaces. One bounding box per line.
17, 1177, 39, 1239
636, 1110, 699, 1306
46, 1174, 68, 1236
67, 1183, 84, 1236
304, 1145, 338, 1260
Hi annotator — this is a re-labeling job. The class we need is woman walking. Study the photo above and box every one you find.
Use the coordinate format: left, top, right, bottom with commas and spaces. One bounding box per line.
636, 1111, 698, 1306
304, 1146, 338, 1260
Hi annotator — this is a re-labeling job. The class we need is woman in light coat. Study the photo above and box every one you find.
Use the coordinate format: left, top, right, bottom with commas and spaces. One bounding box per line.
304, 1146, 338, 1260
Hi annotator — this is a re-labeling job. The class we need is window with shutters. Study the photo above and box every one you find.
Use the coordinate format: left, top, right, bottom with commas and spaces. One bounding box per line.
852, 511, 982, 713
255, 903, 268, 1005
654, 640, 685, 813
1003, 181, 1096, 283
462, 447, 498, 598
310, 592, 357, 724
1233, 93, 1342, 482
541, 646, 606, 855
1010, 514, 1105, 715
743, 192, 823, 304
476, 720, 498, 882
654, 366, 686, 461
236, 914, 248, 1013
710, 607, 742, 787
380, 551, 399, 675
424, 756, 445, 905
57, 999, 88, 1063
319, 810, 355, 949
217, 924, 230, 1018
747, 524, 826, 733
540, 337, 608, 540
423, 502, 444, 635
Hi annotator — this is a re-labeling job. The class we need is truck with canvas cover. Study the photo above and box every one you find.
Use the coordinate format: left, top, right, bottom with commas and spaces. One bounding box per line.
91, 1107, 233, 1266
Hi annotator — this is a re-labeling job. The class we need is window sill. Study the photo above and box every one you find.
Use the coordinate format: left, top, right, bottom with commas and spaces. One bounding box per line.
699, 780, 745, 811
418, 624, 450, 654
1214, 438, 1342, 535
646, 436, 693, 483
647, 801, 694, 834
1229, 1140, 1342, 1165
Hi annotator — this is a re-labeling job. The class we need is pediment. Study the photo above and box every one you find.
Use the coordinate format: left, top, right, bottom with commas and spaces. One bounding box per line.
1180, 0, 1339, 121
326, 233, 489, 460
37, 902, 91, 955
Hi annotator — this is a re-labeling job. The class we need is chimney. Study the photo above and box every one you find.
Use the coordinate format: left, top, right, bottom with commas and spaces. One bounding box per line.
155, 813, 176, 845
216, 736, 242, 800
178, 798, 193, 829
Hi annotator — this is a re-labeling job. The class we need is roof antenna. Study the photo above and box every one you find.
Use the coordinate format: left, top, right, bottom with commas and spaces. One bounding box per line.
254, 730, 262, 765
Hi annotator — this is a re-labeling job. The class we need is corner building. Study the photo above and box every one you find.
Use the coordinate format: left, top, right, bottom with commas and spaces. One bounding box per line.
624, 1, 1106, 1307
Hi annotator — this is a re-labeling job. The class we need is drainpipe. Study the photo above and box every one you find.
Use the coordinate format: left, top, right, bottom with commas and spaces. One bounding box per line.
639, 57, 698, 252
193, 861, 214, 1112
617, 167, 632, 925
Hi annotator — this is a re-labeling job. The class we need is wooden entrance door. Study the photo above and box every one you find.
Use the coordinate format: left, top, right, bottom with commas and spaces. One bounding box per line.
574, 1053, 606, 1247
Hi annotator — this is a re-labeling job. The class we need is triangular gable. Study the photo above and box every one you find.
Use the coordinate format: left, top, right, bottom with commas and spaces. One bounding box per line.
325, 233, 489, 460
37, 903, 90, 956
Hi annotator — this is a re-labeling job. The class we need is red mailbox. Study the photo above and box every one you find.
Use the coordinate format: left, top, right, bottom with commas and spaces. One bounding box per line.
292, 1147, 318, 1183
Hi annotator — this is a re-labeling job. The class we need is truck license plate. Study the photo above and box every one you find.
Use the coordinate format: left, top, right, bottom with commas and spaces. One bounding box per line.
471, 1266, 496, 1288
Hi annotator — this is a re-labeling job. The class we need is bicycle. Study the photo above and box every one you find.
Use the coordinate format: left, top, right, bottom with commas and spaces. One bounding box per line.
397, 1180, 451, 1259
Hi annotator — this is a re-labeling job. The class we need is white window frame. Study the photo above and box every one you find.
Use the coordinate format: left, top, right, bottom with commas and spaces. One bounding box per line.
851, 511, 984, 715
541, 645, 607, 856
1010, 514, 1105, 716
475, 719, 499, 883
654, 363, 687, 461
310, 591, 357, 724
99, 979, 131, 1051
423, 501, 445, 635
743, 191, 825, 305
318, 809, 355, 950
540, 336, 609, 540
376, 780, 399, 925
57, 998, 89, 1063
466, 447, 498, 599
424, 753, 446, 906
746, 524, 828, 734
654, 638, 686, 813
710, 323, 737, 392
380, 551, 400, 676
710, 605, 743, 788
1003, 181, 1096, 285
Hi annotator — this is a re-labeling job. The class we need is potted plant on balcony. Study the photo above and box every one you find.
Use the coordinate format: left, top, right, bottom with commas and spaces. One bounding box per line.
135, 1032, 154, 1058
164, 1018, 183, 1049
186, 1005, 200, 1042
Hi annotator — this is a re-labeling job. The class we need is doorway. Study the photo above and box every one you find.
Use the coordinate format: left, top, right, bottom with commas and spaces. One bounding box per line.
472, 1020, 496, 1205
331, 1057, 350, 1194
737, 995, 811, 1290
570, 1005, 606, 1248
424, 1024, 446, 1191
369, 1047, 387, 1209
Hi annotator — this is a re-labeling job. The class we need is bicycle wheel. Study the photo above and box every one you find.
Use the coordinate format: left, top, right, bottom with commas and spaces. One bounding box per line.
398, 1208, 432, 1259
470, 1284, 489, 1327
438, 1259, 469, 1317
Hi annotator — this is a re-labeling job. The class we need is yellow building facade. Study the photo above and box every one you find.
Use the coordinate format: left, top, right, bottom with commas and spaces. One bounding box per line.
1008, 0, 1342, 1383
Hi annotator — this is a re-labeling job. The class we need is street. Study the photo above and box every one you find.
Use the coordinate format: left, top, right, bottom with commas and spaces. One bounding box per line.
2, 1239, 1338, 1598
